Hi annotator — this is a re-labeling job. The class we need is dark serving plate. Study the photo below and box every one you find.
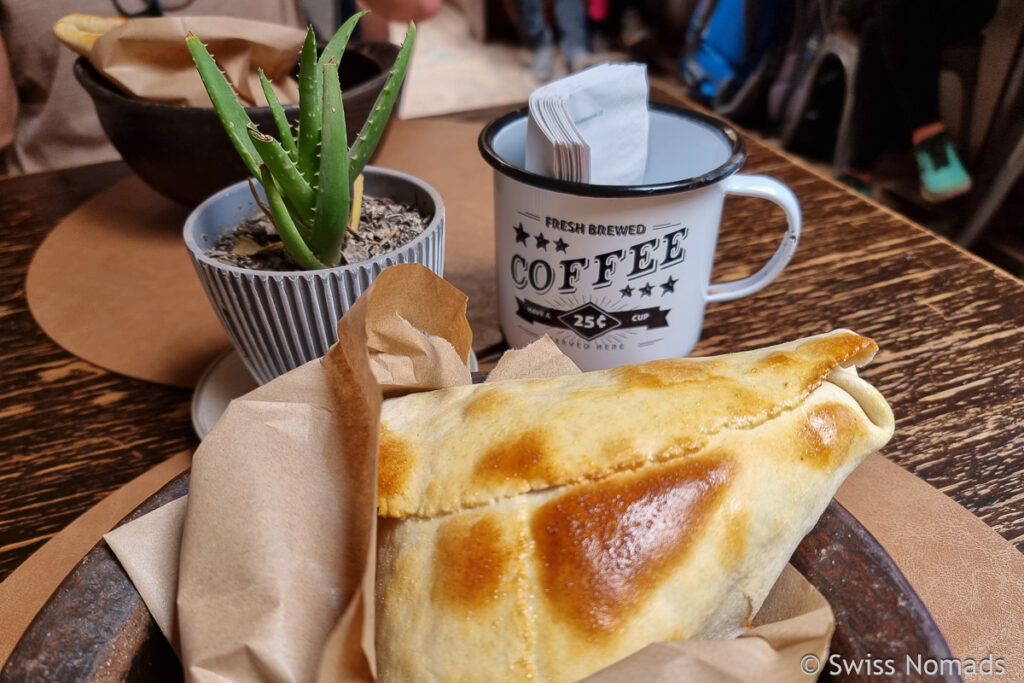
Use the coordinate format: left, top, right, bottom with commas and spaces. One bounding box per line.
2, 471, 960, 683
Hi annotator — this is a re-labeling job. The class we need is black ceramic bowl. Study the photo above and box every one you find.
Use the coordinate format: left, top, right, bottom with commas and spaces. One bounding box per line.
73, 42, 399, 207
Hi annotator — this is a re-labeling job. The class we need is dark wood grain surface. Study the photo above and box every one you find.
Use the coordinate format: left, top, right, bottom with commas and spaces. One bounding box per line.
1, 103, 1022, 587
695, 151, 1024, 550
0, 162, 198, 580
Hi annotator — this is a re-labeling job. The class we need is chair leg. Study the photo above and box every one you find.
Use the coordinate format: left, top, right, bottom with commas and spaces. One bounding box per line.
817, 34, 859, 173
832, 57, 858, 173
778, 50, 829, 149
941, 44, 982, 156
956, 130, 1024, 247
958, 64, 978, 156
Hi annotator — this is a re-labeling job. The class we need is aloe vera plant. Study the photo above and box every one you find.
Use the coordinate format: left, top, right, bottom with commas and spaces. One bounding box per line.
186, 13, 415, 269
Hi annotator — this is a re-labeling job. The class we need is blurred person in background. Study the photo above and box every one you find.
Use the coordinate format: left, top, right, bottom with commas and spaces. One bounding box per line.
0, 0, 438, 176
517, 0, 590, 81
838, 0, 997, 202
586, 0, 649, 55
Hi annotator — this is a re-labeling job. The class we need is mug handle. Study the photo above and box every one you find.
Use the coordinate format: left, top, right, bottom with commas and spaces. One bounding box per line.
706, 174, 801, 303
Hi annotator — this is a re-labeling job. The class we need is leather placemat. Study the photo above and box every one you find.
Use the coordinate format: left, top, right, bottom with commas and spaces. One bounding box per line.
837, 454, 1024, 673
2, 451, 1022, 674
25, 176, 230, 388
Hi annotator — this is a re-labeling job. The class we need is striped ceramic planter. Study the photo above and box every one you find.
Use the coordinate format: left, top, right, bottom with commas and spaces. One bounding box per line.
184, 166, 445, 384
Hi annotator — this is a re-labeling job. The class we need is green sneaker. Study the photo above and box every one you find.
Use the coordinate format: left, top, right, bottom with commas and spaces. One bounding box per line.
915, 132, 972, 202
836, 171, 873, 198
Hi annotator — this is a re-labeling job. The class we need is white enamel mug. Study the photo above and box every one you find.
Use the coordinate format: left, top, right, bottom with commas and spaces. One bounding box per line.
478, 104, 801, 371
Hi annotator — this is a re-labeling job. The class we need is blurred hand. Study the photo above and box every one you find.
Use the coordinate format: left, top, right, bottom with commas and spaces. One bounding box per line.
0, 33, 16, 150
359, 0, 442, 22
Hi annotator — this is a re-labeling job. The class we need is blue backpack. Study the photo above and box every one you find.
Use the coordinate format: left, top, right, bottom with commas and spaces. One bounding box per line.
681, 0, 793, 106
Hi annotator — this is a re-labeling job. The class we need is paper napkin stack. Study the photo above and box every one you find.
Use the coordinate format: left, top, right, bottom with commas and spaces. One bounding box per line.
525, 63, 649, 185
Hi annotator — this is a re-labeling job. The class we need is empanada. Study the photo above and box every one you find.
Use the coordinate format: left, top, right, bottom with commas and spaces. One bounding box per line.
375, 330, 894, 681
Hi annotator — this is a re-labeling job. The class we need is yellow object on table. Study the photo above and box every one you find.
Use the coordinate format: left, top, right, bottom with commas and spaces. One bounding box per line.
52, 14, 126, 57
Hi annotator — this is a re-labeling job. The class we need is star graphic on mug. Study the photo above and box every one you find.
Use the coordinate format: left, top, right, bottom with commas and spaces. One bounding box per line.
639, 283, 654, 297
534, 232, 550, 250
554, 238, 570, 253
513, 223, 530, 245
619, 284, 634, 297
660, 276, 678, 294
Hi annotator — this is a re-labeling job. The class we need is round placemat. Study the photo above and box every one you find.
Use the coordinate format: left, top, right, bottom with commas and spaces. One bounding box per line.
26, 176, 230, 388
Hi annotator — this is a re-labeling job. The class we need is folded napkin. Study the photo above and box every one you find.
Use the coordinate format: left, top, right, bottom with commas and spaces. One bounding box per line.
526, 63, 649, 185
87, 16, 303, 106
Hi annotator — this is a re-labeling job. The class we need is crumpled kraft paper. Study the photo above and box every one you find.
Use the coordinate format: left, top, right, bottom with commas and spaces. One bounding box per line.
582, 565, 831, 682
89, 16, 303, 106
107, 263, 834, 682
104, 496, 188, 654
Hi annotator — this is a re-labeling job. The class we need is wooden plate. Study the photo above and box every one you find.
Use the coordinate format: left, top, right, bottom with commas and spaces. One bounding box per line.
2, 470, 960, 682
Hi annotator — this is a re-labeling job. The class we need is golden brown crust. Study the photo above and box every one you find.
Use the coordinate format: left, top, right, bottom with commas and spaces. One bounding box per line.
473, 428, 555, 486
433, 514, 511, 610
375, 331, 895, 682
378, 329, 882, 519
377, 426, 414, 505
798, 402, 864, 469
533, 456, 733, 637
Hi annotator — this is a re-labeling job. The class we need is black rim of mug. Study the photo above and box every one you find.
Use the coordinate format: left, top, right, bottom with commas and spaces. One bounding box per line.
477, 103, 747, 198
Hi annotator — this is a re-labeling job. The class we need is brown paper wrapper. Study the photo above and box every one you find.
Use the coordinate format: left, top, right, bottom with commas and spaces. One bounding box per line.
372, 118, 502, 351
581, 565, 831, 682
104, 497, 188, 654
115, 264, 832, 682
89, 16, 303, 106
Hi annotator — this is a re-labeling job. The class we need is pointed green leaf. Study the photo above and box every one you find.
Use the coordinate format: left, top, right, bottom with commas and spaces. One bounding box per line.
309, 60, 350, 267
261, 167, 326, 270
186, 34, 262, 179
348, 22, 416, 180
258, 68, 296, 158
318, 10, 368, 68
248, 124, 315, 226
280, 193, 313, 243
296, 26, 322, 185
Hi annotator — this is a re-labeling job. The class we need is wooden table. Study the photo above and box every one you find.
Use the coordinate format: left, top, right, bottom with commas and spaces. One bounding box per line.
1, 105, 1023, 588
0, 161, 198, 581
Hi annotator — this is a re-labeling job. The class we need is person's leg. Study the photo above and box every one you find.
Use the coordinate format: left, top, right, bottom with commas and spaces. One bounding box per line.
841, 16, 890, 194
874, 0, 940, 133
874, 0, 996, 200
877, 0, 996, 130
553, 0, 590, 71
587, 0, 612, 53
519, 0, 553, 47
519, 0, 556, 80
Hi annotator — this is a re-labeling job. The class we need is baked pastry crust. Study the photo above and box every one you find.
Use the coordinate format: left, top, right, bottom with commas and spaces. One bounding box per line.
375, 330, 894, 682
378, 329, 882, 518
